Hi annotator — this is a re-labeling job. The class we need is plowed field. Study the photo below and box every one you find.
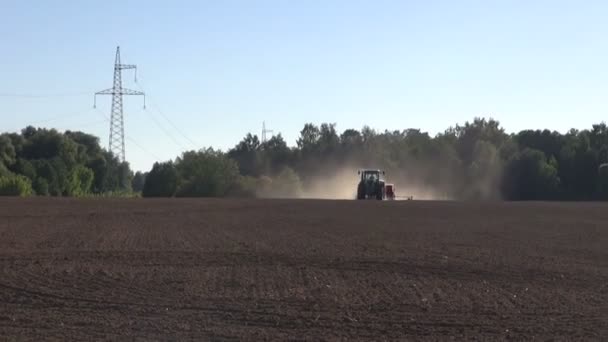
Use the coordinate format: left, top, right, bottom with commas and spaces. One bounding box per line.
0, 198, 606, 340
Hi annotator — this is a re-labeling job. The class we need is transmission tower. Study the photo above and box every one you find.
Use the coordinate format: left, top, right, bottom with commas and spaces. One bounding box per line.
262, 121, 274, 144
94, 46, 145, 162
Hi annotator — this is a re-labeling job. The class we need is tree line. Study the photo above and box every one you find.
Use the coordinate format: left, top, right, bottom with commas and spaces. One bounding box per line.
2, 118, 608, 200
0, 127, 132, 196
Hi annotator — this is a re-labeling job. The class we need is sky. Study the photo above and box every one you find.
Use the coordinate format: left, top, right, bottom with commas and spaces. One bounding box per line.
1, 0, 608, 171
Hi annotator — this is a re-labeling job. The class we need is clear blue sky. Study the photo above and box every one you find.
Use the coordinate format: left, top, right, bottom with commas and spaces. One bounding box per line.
2, 1, 607, 171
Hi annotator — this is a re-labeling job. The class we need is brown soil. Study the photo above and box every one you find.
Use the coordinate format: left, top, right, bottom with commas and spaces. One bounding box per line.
0, 198, 606, 341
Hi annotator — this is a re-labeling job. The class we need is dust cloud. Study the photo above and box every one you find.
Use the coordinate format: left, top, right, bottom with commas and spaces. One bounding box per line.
297, 166, 452, 201
257, 156, 502, 200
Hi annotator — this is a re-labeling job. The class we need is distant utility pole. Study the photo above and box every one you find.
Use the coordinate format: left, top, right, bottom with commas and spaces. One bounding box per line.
262, 121, 274, 144
94, 46, 145, 162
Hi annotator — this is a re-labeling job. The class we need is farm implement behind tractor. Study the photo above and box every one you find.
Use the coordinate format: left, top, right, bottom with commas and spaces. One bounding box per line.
356, 170, 413, 201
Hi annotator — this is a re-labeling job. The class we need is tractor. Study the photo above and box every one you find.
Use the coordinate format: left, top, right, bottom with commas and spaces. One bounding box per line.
356, 169, 386, 200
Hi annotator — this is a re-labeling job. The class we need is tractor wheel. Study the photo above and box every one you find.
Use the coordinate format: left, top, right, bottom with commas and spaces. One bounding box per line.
376, 185, 384, 200
356, 183, 365, 200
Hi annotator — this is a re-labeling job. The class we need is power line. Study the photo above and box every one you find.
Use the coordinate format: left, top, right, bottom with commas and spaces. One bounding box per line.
0, 92, 91, 98
93, 48, 186, 160
150, 100, 199, 148
133, 75, 200, 149
107, 65, 190, 151
94, 108, 163, 161
27, 107, 96, 126
116, 50, 187, 144
125, 135, 163, 161
65, 119, 108, 130
134, 105, 190, 151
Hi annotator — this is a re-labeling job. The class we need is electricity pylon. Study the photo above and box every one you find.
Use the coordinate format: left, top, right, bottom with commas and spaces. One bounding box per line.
94, 46, 145, 162
262, 121, 274, 144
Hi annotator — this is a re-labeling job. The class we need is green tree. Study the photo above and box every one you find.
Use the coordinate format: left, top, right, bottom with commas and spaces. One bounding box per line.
455, 118, 507, 165
0, 135, 16, 167
6, 117, 608, 201
175, 149, 240, 197
67, 165, 94, 196
260, 133, 292, 174
30, 159, 63, 196
33, 178, 49, 196
12, 159, 36, 182
502, 148, 560, 200
132, 171, 147, 193
318, 123, 339, 155
515, 129, 563, 160
94, 152, 133, 193
142, 161, 178, 197
297, 123, 320, 152
228, 133, 262, 176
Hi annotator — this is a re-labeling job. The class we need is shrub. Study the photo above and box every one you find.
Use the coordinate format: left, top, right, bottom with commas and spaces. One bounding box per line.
255, 168, 303, 198
0, 175, 33, 197
33, 178, 49, 196
228, 175, 258, 198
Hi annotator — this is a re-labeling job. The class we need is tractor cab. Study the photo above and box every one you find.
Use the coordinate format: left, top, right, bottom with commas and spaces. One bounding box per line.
357, 169, 386, 200
359, 169, 384, 182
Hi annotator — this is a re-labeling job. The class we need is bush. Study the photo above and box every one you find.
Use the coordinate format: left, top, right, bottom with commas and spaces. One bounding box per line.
0, 175, 33, 197
33, 178, 49, 196
227, 175, 258, 198
255, 168, 303, 198
270, 167, 303, 198
84, 190, 140, 198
